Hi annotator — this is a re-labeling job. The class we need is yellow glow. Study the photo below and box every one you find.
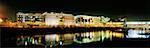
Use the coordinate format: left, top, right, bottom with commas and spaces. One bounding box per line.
0, 18, 3, 23
112, 22, 123, 24
112, 32, 124, 38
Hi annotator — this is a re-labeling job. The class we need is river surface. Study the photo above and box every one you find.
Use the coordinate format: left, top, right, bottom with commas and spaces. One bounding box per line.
1, 27, 150, 47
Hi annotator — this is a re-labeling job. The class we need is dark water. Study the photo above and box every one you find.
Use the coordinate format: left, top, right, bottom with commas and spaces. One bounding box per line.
1, 27, 150, 47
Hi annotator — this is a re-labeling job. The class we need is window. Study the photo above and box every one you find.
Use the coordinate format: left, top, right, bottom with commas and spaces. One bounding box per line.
18, 15, 23, 18
60, 19, 63, 22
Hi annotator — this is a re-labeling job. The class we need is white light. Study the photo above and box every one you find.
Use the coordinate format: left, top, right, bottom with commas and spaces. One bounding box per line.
126, 22, 146, 24
60, 41, 63, 45
147, 22, 150, 24
45, 16, 59, 26
25, 42, 27, 45
127, 29, 148, 38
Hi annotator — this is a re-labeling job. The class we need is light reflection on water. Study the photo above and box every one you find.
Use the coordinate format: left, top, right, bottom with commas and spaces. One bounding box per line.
126, 29, 150, 38
73, 30, 124, 44
45, 30, 124, 46
17, 30, 124, 46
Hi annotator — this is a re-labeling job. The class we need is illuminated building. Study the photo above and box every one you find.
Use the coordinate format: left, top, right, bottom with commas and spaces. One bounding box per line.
75, 15, 102, 27
75, 15, 93, 24
105, 22, 124, 27
63, 14, 75, 27
43, 12, 75, 27
17, 12, 45, 23
125, 21, 150, 38
15, 12, 125, 28
74, 15, 122, 27
43, 12, 60, 26
126, 21, 150, 28
16, 12, 75, 27
16, 12, 45, 27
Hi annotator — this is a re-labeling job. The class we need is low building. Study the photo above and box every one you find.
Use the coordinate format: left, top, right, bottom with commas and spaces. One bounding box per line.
15, 12, 125, 28
16, 12, 45, 26
43, 12, 75, 27
125, 21, 150, 28
17, 12, 45, 23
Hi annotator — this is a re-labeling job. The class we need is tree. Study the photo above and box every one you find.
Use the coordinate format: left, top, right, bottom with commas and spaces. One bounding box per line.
100, 16, 110, 23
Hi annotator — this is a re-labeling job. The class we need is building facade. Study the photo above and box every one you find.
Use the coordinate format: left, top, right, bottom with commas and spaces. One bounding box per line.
17, 12, 45, 23
16, 12, 125, 28
43, 12, 75, 27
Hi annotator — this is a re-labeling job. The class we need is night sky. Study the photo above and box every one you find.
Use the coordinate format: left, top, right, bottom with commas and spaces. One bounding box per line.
1, 0, 150, 21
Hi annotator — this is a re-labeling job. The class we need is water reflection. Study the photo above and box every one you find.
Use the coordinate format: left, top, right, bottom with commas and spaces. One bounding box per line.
126, 28, 150, 38
16, 35, 45, 46
74, 30, 124, 43
16, 30, 124, 46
